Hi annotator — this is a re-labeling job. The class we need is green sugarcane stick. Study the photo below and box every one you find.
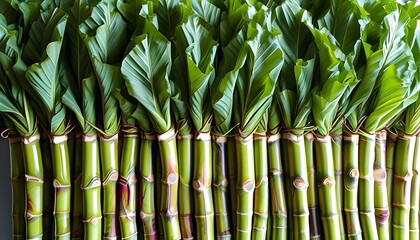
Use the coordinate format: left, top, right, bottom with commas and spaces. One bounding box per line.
342, 128, 362, 240
178, 134, 194, 239
374, 130, 389, 240
386, 130, 397, 236
285, 132, 310, 239
227, 136, 237, 238
157, 129, 181, 240
281, 132, 293, 239
193, 132, 215, 239
50, 135, 72, 239
410, 134, 420, 240
72, 133, 83, 239
267, 134, 287, 239
235, 134, 255, 239
99, 134, 120, 239
119, 132, 139, 239
41, 134, 53, 239
305, 133, 322, 239
331, 131, 345, 240
359, 132, 379, 240
9, 136, 26, 240
81, 134, 102, 239
313, 134, 341, 240
155, 141, 164, 240
392, 131, 416, 239
22, 134, 44, 240
139, 134, 158, 240
212, 135, 231, 239
252, 133, 269, 240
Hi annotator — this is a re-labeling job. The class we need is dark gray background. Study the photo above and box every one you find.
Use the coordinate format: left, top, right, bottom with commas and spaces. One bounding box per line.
0, 138, 12, 239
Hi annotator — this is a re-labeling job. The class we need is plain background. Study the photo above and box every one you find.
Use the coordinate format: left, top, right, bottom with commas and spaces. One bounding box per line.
0, 138, 12, 238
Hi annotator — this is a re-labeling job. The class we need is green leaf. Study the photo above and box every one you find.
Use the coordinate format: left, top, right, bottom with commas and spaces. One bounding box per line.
117, 0, 144, 31
121, 21, 172, 134
184, 0, 221, 38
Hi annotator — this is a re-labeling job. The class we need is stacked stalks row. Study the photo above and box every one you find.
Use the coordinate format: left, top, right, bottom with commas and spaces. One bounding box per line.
1, 0, 420, 239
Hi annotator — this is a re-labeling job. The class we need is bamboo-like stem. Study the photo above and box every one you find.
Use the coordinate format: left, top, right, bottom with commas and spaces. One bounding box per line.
212, 135, 231, 239
157, 130, 181, 240
285, 132, 310, 239
155, 142, 164, 240
235, 134, 255, 239
50, 135, 72, 239
342, 128, 362, 240
281, 133, 293, 239
313, 134, 341, 240
374, 130, 389, 240
267, 203, 272, 240
99, 134, 120, 239
267, 134, 287, 239
410, 134, 420, 240
119, 133, 139, 239
40, 134, 53, 239
252, 133, 269, 240
227, 136, 237, 239
22, 134, 44, 240
72, 134, 83, 239
392, 131, 415, 239
139, 135, 157, 240
81, 134, 102, 239
359, 132, 379, 240
193, 132, 214, 239
386, 130, 397, 236
305, 133, 322, 239
331, 132, 345, 240
9, 136, 26, 240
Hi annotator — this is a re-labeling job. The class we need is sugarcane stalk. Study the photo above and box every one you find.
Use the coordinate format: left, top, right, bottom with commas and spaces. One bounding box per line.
285, 132, 310, 239
331, 131, 345, 240
119, 132, 139, 239
374, 130, 389, 240
410, 134, 420, 240
281, 132, 293, 239
227, 136, 237, 238
235, 134, 255, 239
313, 134, 341, 240
81, 134, 102, 239
139, 134, 157, 240
50, 135, 72, 239
72, 133, 83, 239
193, 132, 215, 239
359, 132, 379, 240
41, 134, 53, 239
392, 131, 416, 239
252, 133, 269, 240
157, 129, 181, 240
99, 133, 120, 239
386, 130, 397, 236
267, 203, 272, 240
155, 141, 164, 240
305, 132, 322, 239
9, 135, 26, 240
22, 134, 44, 240
212, 135, 231, 239
267, 134, 287, 239
342, 128, 362, 240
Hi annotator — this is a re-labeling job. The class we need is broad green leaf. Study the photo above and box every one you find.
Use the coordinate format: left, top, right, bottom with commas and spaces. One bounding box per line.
152, 0, 184, 39
117, 0, 144, 31
184, 0, 221, 38
121, 22, 172, 134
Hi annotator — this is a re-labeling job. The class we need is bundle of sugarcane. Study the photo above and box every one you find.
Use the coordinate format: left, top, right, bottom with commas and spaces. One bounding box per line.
0, 0, 420, 239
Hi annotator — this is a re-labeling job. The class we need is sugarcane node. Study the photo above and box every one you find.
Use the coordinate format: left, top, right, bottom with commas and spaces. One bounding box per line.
253, 132, 267, 140
213, 178, 228, 188
320, 213, 339, 220
196, 131, 211, 141
255, 175, 268, 188
52, 179, 71, 188
374, 208, 389, 225
293, 177, 309, 189
240, 180, 255, 192
157, 129, 176, 141
213, 135, 227, 143
308, 166, 316, 173
343, 207, 359, 213
270, 169, 282, 176
166, 172, 178, 184
177, 133, 193, 140
394, 172, 412, 182
292, 212, 310, 217
285, 131, 304, 143
373, 168, 386, 185
82, 134, 97, 142
236, 134, 253, 142
343, 134, 359, 144
50, 134, 68, 144
83, 177, 101, 189
392, 201, 408, 209
272, 225, 288, 229
25, 174, 44, 183
313, 134, 330, 143
236, 227, 252, 233
321, 176, 335, 186
103, 170, 119, 186
267, 133, 281, 143
100, 132, 119, 142
25, 212, 42, 220
252, 226, 267, 232
118, 176, 129, 185
22, 134, 40, 144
